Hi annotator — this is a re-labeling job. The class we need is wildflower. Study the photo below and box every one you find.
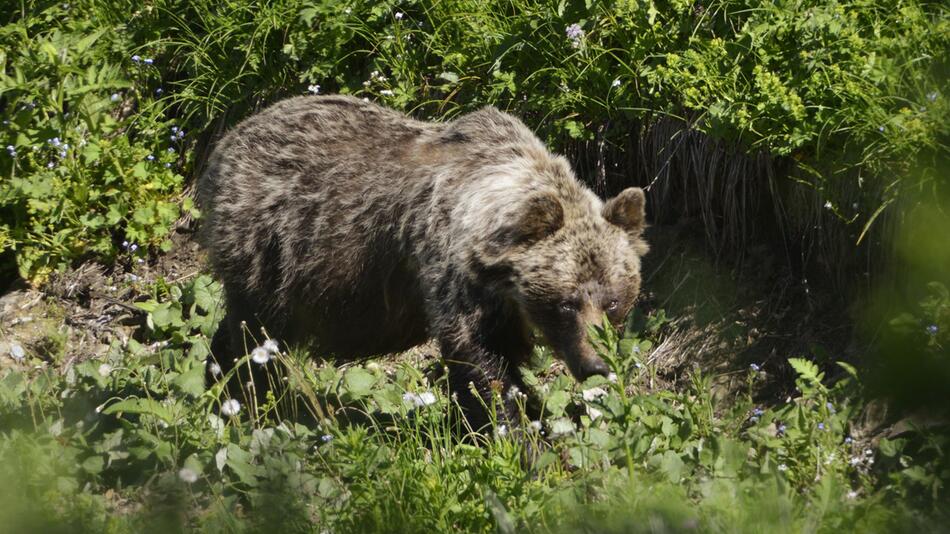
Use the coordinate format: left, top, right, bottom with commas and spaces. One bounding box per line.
528, 420, 543, 433
143, 58, 154, 65
171, 126, 179, 133
111, 93, 120, 102
817, 422, 826, 431
9, 343, 25, 362
49, 137, 61, 147
380, 89, 394, 96
98, 363, 112, 377
582, 387, 608, 401
131, 55, 141, 62
344, 7, 351, 14
749, 416, 759, 423
395, 11, 403, 19
927, 91, 938, 102
251, 346, 271, 364
122, 240, 129, 248
844, 436, 853, 444
164, 162, 172, 168
612, 79, 621, 87
824, 201, 833, 209
864, 448, 873, 456
826, 401, 836, 413
496, 424, 508, 437
777, 424, 787, 435
146, 154, 155, 161
155, 87, 163, 95
878, 125, 885, 132
850, 456, 861, 466
777, 463, 788, 472
262, 338, 280, 354
749, 363, 761, 372
505, 386, 521, 400
177, 129, 185, 139
221, 398, 241, 416
129, 243, 138, 252
320, 434, 333, 443
167, 147, 176, 153
208, 361, 222, 377
308, 84, 321, 94
5, 145, 15, 156
847, 490, 858, 500
926, 324, 938, 335
47, 161, 55, 169
178, 467, 198, 483
402, 391, 437, 407
752, 407, 764, 417
565, 23, 584, 47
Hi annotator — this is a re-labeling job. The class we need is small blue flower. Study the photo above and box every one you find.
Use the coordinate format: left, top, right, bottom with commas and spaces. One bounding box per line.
817, 422, 826, 431
110, 93, 120, 102
752, 407, 764, 417
777, 424, 787, 435
845, 436, 853, 444
131, 55, 141, 62
46, 161, 55, 169
878, 125, 885, 132
164, 162, 172, 168
146, 154, 155, 161
167, 147, 176, 153
926, 324, 938, 336
169, 135, 178, 142
155, 87, 163, 95
59, 150, 67, 158
5, 145, 15, 156
320, 434, 333, 443
122, 240, 129, 248
826, 401, 836, 414
129, 243, 138, 252
143, 58, 154, 65
49, 137, 61, 147
750, 363, 761, 372
177, 130, 184, 139
170, 126, 179, 133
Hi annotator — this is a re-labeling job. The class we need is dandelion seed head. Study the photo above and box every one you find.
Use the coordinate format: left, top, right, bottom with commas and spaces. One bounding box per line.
208, 362, 222, 377
178, 467, 198, 483
98, 363, 112, 377
251, 346, 271, 364
221, 398, 241, 417
262, 338, 280, 354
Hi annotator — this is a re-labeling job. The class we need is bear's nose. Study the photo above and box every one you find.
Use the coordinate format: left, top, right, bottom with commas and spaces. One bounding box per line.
579, 357, 610, 379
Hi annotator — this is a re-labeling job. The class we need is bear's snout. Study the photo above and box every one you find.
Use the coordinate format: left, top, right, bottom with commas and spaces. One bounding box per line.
574, 354, 611, 380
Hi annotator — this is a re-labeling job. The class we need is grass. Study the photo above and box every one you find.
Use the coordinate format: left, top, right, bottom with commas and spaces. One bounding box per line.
1, 0, 949, 531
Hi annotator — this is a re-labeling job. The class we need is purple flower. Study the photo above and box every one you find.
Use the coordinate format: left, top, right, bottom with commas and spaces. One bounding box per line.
321, 434, 333, 443
565, 23, 584, 47
926, 324, 938, 335
817, 422, 826, 431
845, 436, 853, 444
143, 58, 154, 65
131, 55, 141, 62
750, 363, 761, 372
6, 145, 15, 156
155, 87, 163, 95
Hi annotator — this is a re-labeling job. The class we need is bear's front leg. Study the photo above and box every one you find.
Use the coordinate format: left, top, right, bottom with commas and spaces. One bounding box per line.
436, 311, 533, 434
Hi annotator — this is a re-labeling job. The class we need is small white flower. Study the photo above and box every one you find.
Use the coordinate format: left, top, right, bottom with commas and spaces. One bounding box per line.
528, 420, 543, 433
864, 448, 873, 456
221, 398, 241, 417
582, 387, 608, 402
110, 93, 120, 102
98, 363, 113, 377
208, 362, 222, 377
307, 84, 321, 94
380, 89, 394, 96
251, 346, 271, 364
178, 467, 198, 483
777, 463, 788, 472
824, 201, 833, 209
344, 7, 351, 14
505, 386, 521, 400
850, 457, 861, 466
9, 343, 25, 362
847, 490, 858, 500
402, 391, 436, 407
394, 11, 403, 19
612, 79, 621, 87
262, 338, 280, 354
496, 424, 508, 437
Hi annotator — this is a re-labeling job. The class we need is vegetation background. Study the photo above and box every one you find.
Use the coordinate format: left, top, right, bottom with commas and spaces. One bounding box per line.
0, 0, 947, 532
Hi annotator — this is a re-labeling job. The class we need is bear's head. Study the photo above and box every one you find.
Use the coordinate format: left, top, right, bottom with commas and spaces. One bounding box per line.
485, 186, 649, 381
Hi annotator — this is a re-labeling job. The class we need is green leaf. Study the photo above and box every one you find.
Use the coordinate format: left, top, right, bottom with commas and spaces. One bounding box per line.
101, 398, 174, 423
343, 367, 375, 397
172, 364, 206, 398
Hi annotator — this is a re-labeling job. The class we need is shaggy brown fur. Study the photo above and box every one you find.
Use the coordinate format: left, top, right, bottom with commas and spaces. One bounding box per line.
198, 95, 648, 430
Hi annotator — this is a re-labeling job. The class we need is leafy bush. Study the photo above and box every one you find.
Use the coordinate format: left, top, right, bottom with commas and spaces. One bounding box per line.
1, 3, 194, 282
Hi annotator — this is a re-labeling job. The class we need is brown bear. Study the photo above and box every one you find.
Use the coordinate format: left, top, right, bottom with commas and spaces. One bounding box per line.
198, 95, 648, 431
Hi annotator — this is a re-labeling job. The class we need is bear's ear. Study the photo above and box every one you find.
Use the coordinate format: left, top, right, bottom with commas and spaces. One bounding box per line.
491, 192, 564, 250
603, 187, 646, 237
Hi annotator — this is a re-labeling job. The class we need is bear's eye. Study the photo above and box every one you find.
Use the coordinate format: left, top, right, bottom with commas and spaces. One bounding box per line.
606, 299, 620, 312
558, 301, 578, 314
